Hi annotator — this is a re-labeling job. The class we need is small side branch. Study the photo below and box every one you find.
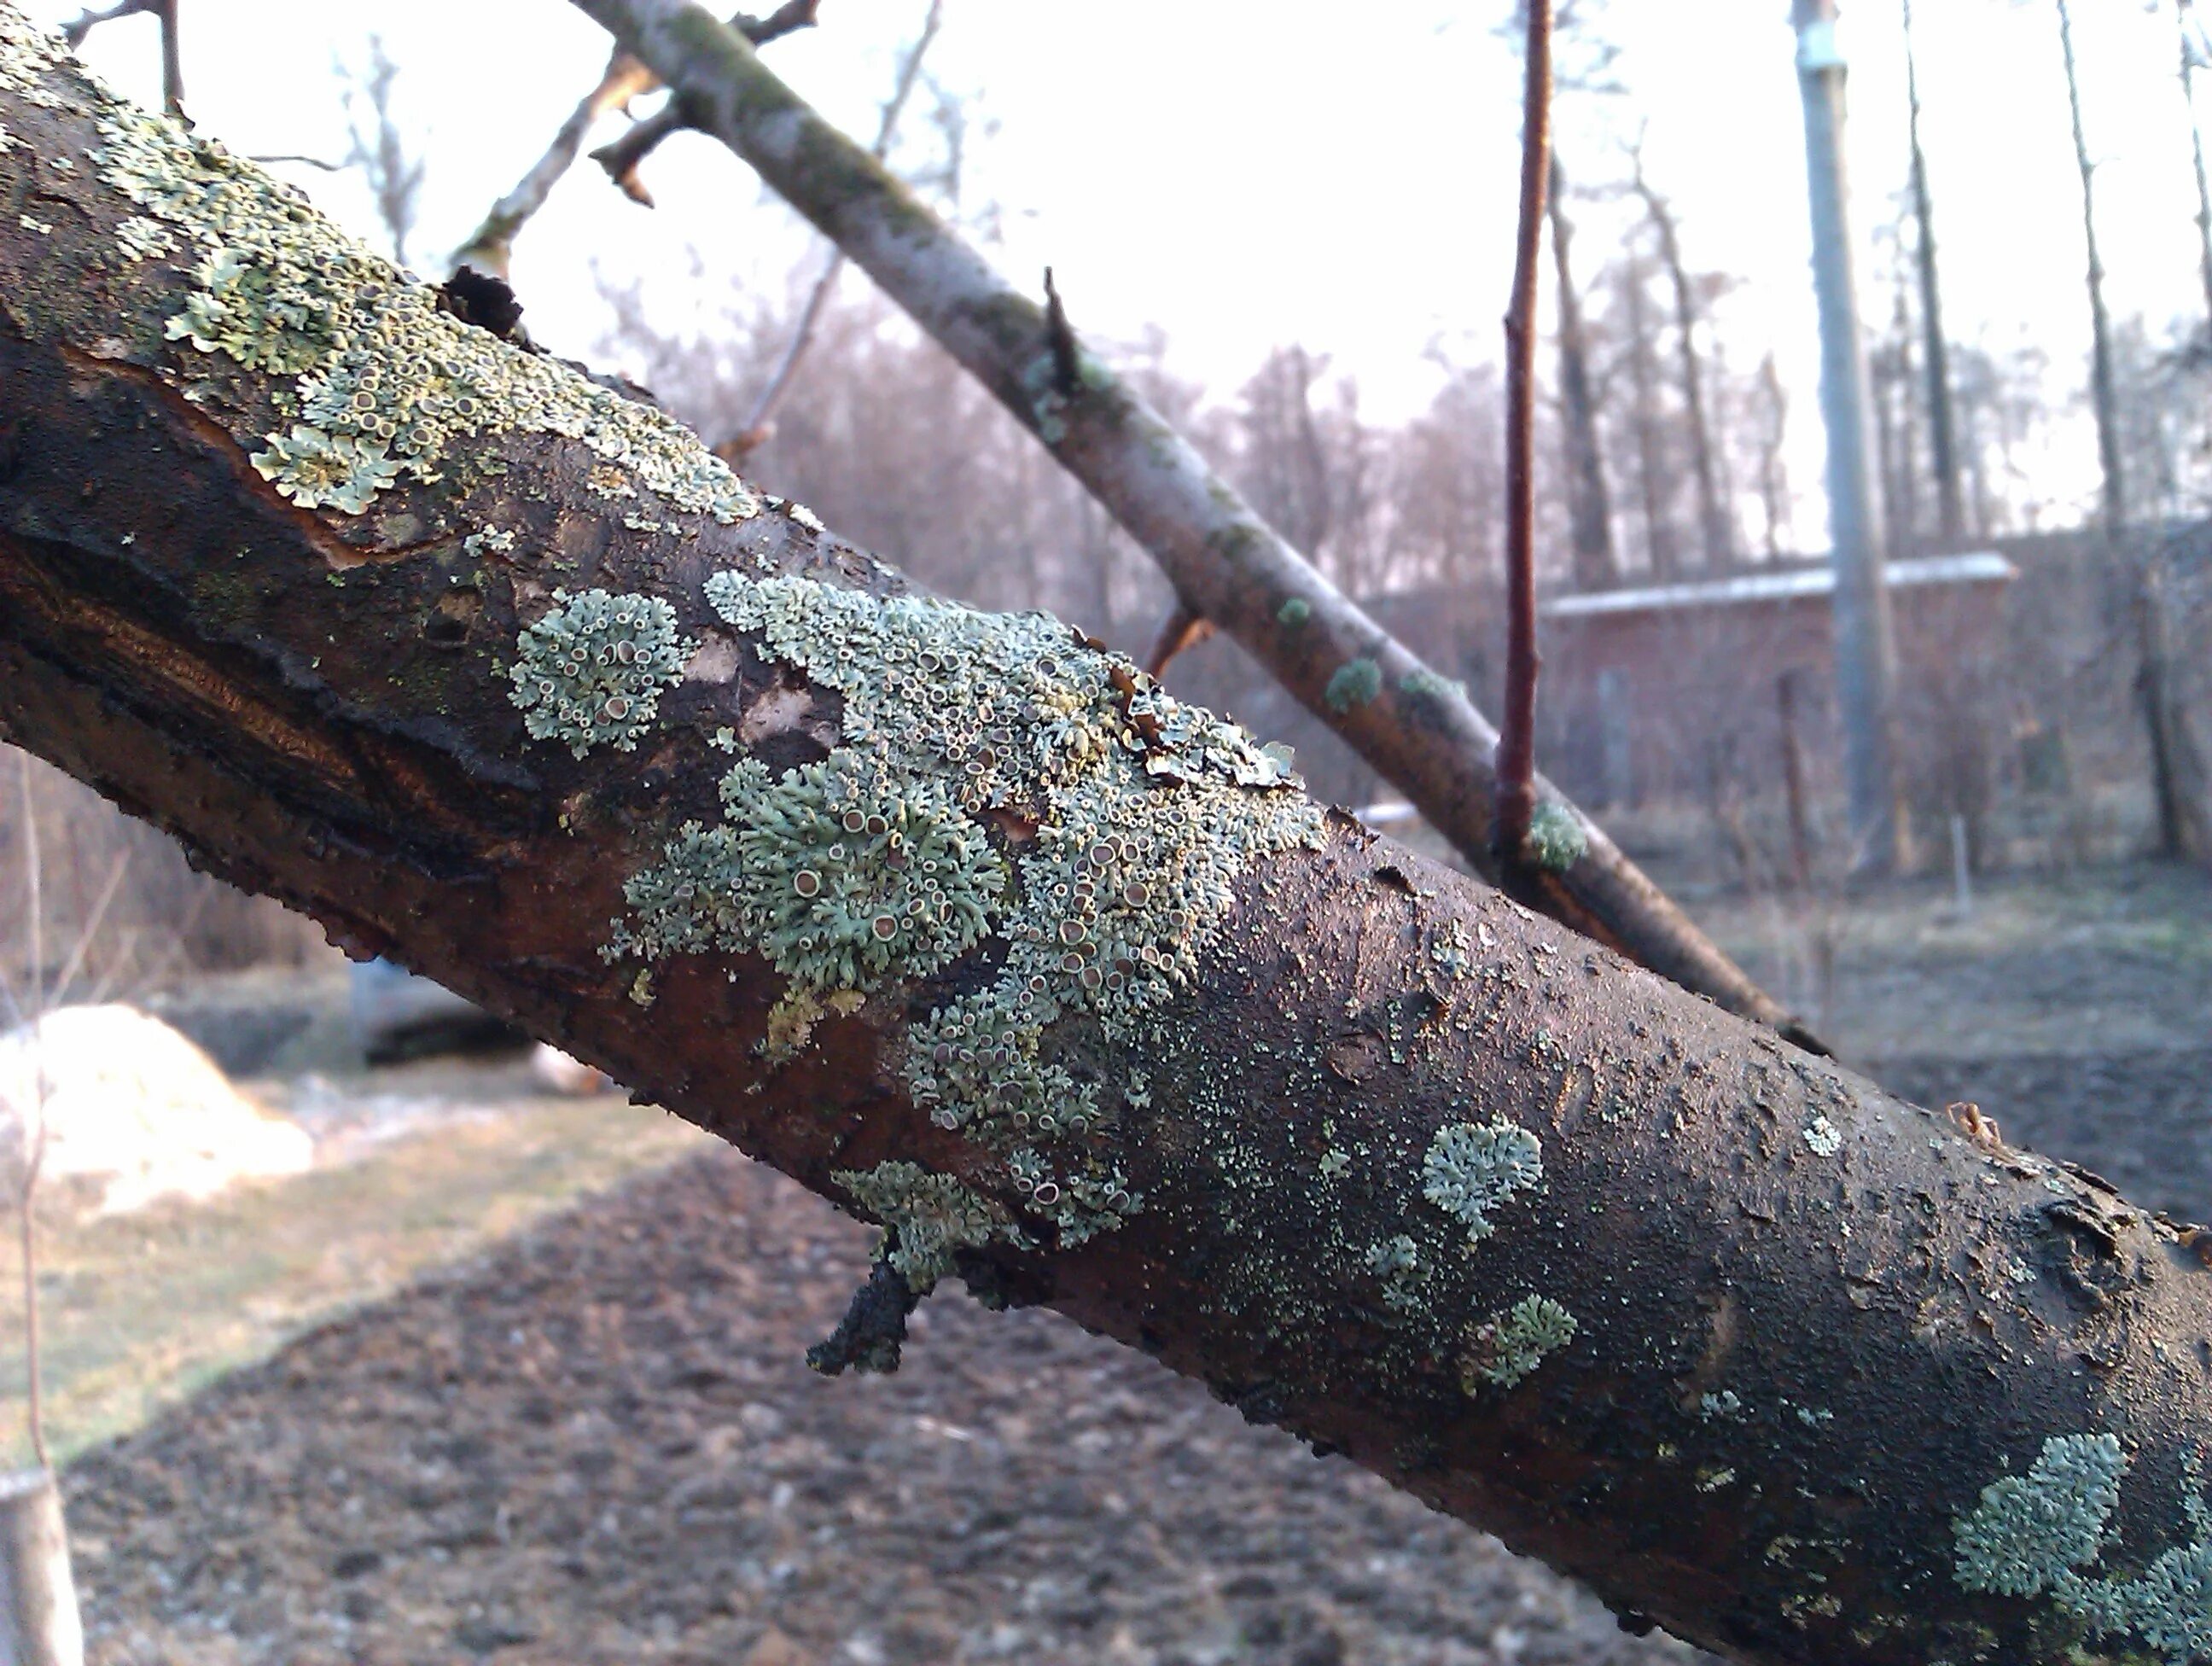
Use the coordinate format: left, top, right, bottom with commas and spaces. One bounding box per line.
454, 2, 820, 275
593, 0, 824, 207
61, 0, 180, 117
1494, 0, 1552, 865
1144, 603, 1215, 679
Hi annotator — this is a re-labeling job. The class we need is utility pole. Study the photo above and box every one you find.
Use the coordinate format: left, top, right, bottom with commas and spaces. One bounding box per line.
1792, 0, 1901, 874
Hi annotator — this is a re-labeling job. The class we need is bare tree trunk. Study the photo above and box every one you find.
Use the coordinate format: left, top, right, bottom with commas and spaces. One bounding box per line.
1754, 352, 1792, 557
1901, 0, 1964, 545
1620, 243, 1677, 580
2058, 0, 2128, 535
0, 1471, 81, 1666
1546, 154, 1616, 591
1631, 166, 1731, 568
10, 27, 2212, 1661
2136, 554, 2212, 864
2180, 0, 2212, 330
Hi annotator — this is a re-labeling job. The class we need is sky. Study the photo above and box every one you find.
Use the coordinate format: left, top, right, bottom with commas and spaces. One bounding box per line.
30, 0, 2212, 549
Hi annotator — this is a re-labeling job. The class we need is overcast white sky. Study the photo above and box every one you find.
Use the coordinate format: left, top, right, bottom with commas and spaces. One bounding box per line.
33, 0, 2212, 544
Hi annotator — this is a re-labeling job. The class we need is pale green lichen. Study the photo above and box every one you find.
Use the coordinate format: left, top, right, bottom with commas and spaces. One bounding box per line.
78, 95, 760, 521
113, 213, 175, 260
1523, 801, 1587, 872
0, 14, 69, 109
1324, 656, 1383, 714
1803, 1114, 1842, 1157
1277, 597, 1311, 628
248, 422, 400, 513
830, 1161, 1011, 1292
508, 588, 691, 758
617, 751, 1004, 993
1953, 1432, 2212, 1663
1365, 1234, 1426, 1312
1421, 1118, 1543, 1243
1468, 1295, 1576, 1389
1399, 666, 1465, 702
620, 568, 1324, 1252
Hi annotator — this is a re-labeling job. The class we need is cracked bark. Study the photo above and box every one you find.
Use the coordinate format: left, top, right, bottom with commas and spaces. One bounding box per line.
3, 23, 2212, 1665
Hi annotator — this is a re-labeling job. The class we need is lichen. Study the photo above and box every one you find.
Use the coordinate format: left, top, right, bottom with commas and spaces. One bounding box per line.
1951, 1433, 2212, 1663
616, 750, 1004, 992
249, 422, 401, 513
76, 94, 760, 521
1324, 656, 1383, 714
1803, 1114, 1842, 1157
1277, 597, 1311, 628
1466, 1295, 1576, 1389
1365, 1234, 1427, 1311
1522, 801, 1587, 873
508, 588, 691, 758
830, 1161, 1011, 1293
1421, 1118, 1543, 1243
610, 568, 1324, 1252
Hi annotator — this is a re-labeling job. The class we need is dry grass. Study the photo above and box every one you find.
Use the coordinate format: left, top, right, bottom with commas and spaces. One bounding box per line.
0, 1088, 713, 1469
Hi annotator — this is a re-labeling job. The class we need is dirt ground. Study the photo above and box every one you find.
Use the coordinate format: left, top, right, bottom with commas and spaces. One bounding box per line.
54, 859, 2212, 1666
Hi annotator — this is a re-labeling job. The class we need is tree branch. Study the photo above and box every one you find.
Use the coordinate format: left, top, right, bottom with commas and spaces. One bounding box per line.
563, 0, 1817, 1049
9, 25, 2203, 1664
1494, 0, 1551, 871
450, 0, 820, 277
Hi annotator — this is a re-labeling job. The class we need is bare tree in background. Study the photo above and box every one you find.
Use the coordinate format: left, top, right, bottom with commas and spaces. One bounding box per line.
1901, 0, 1965, 544
1547, 158, 1617, 589
337, 34, 425, 269
1629, 149, 1732, 568
2179, 0, 2212, 330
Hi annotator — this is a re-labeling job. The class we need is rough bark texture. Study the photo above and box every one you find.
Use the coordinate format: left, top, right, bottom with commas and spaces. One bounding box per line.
562, 0, 1812, 1046
6, 20, 2212, 1666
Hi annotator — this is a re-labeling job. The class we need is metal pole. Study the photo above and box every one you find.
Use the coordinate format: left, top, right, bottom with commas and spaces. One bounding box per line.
1792, 0, 1901, 874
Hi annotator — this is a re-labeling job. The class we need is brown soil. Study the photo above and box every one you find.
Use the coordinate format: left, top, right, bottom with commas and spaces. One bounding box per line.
69, 1149, 1708, 1666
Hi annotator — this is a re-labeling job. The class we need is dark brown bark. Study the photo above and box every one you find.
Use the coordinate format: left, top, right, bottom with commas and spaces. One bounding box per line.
7, 23, 2212, 1665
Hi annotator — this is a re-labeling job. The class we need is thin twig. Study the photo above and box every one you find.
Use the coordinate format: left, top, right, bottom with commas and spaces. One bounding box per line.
1494, 0, 1552, 864
62, 0, 180, 116
725, 0, 941, 457
591, 0, 823, 202
455, 1, 821, 275
11, 753, 47, 1470
60, 0, 155, 47
1144, 603, 1215, 679
1042, 265, 1080, 397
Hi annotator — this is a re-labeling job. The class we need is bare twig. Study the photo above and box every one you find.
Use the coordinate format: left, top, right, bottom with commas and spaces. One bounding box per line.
725, 0, 941, 458
1144, 603, 1215, 679
1042, 265, 1080, 397
10, 754, 48, 1471
459, 2, 821, 273
1494, 0, 1552, 865
61, 0, 178, 116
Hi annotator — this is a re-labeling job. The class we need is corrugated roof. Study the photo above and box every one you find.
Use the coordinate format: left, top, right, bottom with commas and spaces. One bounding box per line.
1540, 550, 2017, 619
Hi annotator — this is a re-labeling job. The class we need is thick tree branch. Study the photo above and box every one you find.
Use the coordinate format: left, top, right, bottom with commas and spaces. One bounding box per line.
450, 0, 819, 277
4, 23, 2211, 1665
564, 0, 1816, 1050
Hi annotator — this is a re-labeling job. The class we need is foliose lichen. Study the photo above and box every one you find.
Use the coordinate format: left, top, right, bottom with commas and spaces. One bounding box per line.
1324, 656, 1383, 714
69, 81, 760, 521
1277, 597, 1311, 628
1953, 1432, 2212, 1663
1522, 801, 1587, 873
608, 568, 1323, 1253
508, 588, 691, 759
830, 1161, 1011, 1293
1803, 1114, 1842, 1157
1421, 1118, 1544, 1244
1365, 1233, 1427, 1312
616, 750, 1004, 992
1467, 1295, 1576, 1390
